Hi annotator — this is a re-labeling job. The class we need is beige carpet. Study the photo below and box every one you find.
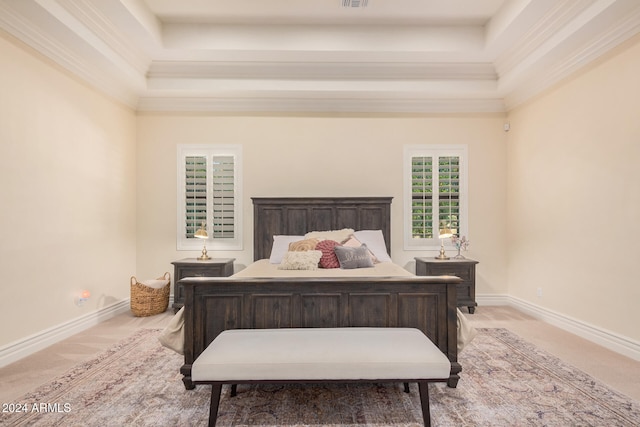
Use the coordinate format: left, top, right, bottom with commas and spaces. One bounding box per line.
2, 328, 639, 427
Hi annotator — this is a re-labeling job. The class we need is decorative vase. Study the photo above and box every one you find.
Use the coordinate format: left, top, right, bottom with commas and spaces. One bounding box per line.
454, 247, 465, 259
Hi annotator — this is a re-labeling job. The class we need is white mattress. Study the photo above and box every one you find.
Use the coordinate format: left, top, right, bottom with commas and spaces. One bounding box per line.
233, 259, 414, 278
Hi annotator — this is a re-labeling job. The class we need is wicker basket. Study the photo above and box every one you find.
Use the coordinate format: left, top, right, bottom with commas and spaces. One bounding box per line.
130, 272, 171, 317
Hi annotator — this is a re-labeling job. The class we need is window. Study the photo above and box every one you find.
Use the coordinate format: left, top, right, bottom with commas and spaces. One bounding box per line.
177, 145, 243, 251
404, 145, 468, 249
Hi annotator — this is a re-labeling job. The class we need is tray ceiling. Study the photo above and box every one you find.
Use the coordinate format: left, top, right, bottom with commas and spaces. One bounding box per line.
1, 0, 639, 113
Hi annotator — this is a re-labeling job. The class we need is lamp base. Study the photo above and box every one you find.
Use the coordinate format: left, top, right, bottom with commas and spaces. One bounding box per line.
435, 245, 449, 260
198, 246, 211, 261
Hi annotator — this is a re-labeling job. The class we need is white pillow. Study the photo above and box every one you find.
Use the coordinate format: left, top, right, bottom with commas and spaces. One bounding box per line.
278, 250, 323, 270
269, 235, 305, 263
305, 228, 354, 243
140, 279, 169, 289
353, 230, 392, 262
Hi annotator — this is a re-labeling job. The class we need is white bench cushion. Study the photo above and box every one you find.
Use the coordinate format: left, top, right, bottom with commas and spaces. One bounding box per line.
192, 327, 451, 382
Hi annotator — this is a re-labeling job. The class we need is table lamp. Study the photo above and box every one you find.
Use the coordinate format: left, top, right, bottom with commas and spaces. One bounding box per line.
435, 226, 453, 260
194, 221, 211, 260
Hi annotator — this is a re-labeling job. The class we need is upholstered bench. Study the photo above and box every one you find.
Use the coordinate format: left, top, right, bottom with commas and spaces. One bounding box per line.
192, 327, 451, 426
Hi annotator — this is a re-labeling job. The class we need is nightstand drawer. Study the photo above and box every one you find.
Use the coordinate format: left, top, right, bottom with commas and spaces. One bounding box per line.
179, 266, 223, 277
424, 263, 473, 281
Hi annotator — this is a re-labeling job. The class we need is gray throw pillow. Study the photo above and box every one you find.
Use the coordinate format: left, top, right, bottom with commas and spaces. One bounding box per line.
334, 244, 375, 269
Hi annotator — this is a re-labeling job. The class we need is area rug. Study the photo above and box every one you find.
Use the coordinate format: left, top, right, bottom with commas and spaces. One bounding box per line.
2, 328, 639, 427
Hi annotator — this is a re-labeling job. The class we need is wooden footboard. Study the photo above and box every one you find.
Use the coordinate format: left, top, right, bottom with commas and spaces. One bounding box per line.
180, 275, 461, 390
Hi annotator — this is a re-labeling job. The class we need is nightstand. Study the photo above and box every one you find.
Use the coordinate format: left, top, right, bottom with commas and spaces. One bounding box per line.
415, 257, 479, 313
171, 258, 235, 312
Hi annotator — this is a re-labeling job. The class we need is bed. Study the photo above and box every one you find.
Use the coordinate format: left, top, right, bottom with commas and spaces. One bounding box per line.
179, 197, 463, 390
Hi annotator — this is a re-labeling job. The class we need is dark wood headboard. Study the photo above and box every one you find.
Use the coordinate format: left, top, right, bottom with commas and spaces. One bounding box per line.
252, 197, 392, 261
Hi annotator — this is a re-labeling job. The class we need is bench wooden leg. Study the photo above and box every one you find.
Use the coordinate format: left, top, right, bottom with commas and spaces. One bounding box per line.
403, 382, 410, 393
417, 381, 431, 427
208, 384, 223, 427
230, 384, 237, 397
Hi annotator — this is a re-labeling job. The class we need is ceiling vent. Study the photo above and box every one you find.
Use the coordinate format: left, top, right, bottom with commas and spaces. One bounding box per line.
342, 0, 368, 8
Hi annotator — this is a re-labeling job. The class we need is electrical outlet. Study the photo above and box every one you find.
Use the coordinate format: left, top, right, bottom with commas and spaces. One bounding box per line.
75, 290, 91, 306
536, 287, 543, 298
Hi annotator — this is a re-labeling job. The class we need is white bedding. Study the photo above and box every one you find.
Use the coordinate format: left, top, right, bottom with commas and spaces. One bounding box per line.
233, 259, 414, 278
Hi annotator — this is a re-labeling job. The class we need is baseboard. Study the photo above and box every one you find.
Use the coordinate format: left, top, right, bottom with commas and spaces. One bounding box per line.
0, 299, 131, 368
477, 294, 640, 362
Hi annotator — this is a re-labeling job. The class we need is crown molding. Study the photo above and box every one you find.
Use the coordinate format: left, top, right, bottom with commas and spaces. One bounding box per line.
147, 60, 498, 81
0, 1, 138, 107
504, 3, 640, 110
494, 1, 593, 78
2, 0, 639, 114
49, 0, 150, 77
136, 95, 506, 114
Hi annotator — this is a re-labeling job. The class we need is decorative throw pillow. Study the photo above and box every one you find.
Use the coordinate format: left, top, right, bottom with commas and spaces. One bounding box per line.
278, 250, 323, 270
334, 244, 375, 269
269, 235, 305, 264
288, 238, 319, 252
341, 235, 379, 263
316, 239, 341, 268
305, 228, 354, 243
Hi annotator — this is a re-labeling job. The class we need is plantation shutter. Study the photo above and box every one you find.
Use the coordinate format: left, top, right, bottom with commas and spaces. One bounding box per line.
185, 156, 208, 238
410, 155, 461, 239
411, 156, 434, 239
438, 156, 460, 235
211, 155, 235, 239
405, 145, 467, 249
178, 145, 242, 251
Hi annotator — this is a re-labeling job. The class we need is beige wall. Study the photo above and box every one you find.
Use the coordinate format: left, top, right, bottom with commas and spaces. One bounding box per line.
0, 35, 137, 347
136, 114, 509, 296
506, 37, 640, 341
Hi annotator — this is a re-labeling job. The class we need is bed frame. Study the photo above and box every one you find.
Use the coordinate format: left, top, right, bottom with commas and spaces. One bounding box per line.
180, 197, 461, 389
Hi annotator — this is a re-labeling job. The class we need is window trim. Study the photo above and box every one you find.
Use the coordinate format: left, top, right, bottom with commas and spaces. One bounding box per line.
176, 144, 243, 251
403, 144, 468, 250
